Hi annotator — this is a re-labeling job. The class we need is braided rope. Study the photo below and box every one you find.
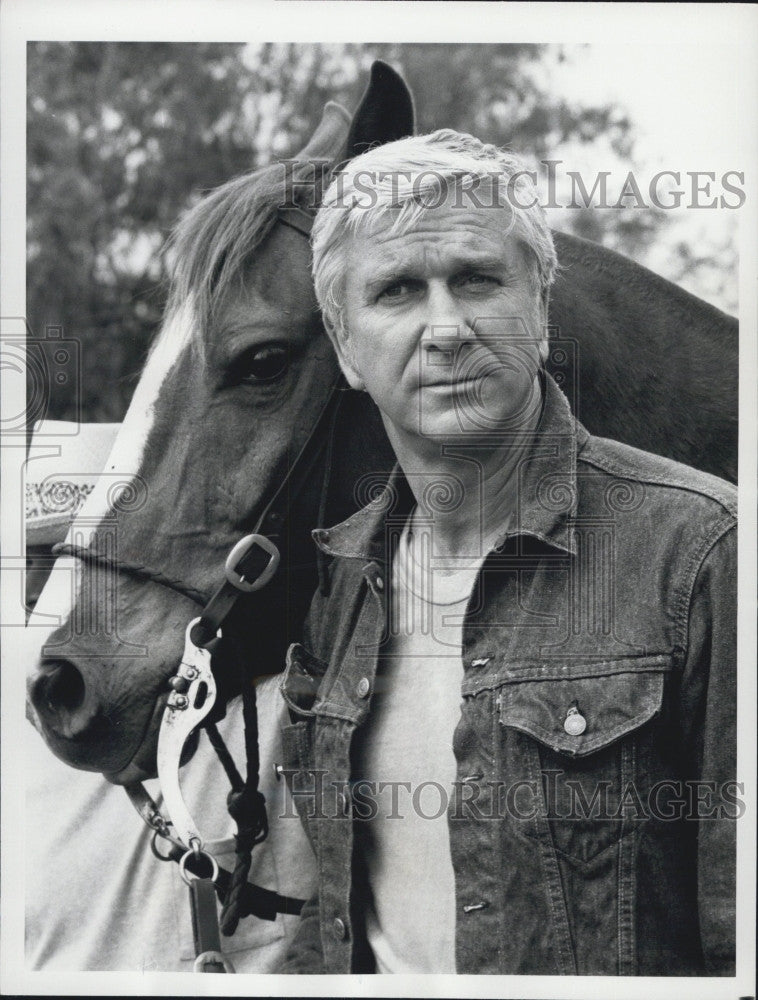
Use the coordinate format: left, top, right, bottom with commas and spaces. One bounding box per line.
52, 541, 209, 606
205, 721, 244, 791
219, 683, 268, 936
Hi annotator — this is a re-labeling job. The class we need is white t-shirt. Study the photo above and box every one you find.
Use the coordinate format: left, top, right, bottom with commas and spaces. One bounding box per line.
354, 515, 488, 974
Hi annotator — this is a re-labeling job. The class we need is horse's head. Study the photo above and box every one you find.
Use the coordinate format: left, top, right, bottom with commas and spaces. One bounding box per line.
25, 62, 414, 782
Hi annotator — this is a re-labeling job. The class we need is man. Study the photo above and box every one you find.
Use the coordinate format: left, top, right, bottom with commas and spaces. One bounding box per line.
279, 130, 737, 975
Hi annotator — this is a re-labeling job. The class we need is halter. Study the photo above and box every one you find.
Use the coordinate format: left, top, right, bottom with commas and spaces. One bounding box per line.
52, 205, 344, 970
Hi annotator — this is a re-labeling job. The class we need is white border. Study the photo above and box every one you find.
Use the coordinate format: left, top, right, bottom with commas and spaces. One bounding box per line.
2, 3, 756, 998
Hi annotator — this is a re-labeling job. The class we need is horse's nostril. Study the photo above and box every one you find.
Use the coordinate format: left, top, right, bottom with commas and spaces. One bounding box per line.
34, 659, 86, 716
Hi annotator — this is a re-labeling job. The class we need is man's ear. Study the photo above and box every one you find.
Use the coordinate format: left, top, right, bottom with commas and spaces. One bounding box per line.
329, 323, 366, 392
538, 287, 551, 364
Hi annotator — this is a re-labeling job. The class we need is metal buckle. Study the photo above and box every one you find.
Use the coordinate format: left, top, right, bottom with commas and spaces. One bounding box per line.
224, 533, 280, 593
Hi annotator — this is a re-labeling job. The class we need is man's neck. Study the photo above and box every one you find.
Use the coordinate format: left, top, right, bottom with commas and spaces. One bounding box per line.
386, 374, 544, 560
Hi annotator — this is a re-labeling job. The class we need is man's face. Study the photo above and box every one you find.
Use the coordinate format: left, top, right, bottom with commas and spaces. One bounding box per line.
338, 196, 548, 445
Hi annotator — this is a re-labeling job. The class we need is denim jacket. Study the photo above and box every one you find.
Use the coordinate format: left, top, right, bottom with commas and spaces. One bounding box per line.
279, 374, 737, 976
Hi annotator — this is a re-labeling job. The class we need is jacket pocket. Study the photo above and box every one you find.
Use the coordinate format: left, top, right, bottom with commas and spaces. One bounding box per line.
497, 659, 668, 865
280, 647, 325, 851
280, 642, 329, 718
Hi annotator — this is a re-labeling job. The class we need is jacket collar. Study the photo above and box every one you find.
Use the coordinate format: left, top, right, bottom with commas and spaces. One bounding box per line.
312, 372, 584, 562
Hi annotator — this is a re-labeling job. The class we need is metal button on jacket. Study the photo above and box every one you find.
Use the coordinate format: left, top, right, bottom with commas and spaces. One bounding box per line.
333, 916, 346, 939
564, 705, 587, 736
335, 789, 351, 817
356, 677, 371, 698
463, 900, 490, 913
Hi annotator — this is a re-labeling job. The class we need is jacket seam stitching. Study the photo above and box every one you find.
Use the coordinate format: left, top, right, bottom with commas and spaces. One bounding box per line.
524, 739, 576, 973
576, 451, 736, 518
464, 656, 672, 694
674, 520, 737, 656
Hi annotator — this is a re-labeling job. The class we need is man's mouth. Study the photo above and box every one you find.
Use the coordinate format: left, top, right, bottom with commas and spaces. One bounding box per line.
422, 375, 485, 389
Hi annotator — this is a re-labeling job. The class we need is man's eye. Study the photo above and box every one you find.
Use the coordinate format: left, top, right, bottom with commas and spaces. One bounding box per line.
462, 273, 498, 288
231, 344, 290, 384
378, 280, 420, 301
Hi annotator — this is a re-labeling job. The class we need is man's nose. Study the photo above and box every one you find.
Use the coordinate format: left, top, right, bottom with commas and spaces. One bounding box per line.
421, 285, 475, 367
423, 283, 474, 341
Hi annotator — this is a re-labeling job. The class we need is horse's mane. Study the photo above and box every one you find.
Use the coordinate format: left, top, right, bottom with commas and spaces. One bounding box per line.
163, 159, 315, 346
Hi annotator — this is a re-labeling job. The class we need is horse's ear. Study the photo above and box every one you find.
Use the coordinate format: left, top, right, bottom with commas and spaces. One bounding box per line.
296, 101, 352, 161
344, 60, 415, 159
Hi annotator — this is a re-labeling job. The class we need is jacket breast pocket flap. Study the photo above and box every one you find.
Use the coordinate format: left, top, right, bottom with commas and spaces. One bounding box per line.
281, 642, 329, 717
498, 658, 668, 758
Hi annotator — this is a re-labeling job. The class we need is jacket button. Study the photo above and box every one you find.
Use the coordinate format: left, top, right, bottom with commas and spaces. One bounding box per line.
462, 900, 490, 913
333, 916, 346, 939
356, 677, 371, 698
375, 575, 384, 590
564, 706, 587, 736
335, 788, 352, 816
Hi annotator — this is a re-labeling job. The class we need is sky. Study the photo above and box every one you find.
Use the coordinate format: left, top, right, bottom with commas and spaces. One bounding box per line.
538, 43, 742, 313
547, 43, 740, 171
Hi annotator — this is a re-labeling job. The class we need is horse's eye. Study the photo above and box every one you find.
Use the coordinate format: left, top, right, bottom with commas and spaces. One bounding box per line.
236, 344, 290, 384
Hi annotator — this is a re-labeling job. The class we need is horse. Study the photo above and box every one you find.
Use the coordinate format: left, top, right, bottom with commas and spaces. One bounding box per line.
24, 60, 738, 971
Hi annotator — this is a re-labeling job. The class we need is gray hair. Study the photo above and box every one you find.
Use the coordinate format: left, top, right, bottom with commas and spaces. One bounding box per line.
311, 129, 557, 344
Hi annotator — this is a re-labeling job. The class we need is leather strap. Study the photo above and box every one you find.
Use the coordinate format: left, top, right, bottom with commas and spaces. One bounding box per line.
191, 878, 223, 954
190, 877, 235, 973
276, 205, 314, 239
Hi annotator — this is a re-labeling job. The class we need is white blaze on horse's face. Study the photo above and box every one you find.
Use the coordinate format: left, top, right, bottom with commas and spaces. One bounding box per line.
25, 298, 200, 760
77, 298, 197, 539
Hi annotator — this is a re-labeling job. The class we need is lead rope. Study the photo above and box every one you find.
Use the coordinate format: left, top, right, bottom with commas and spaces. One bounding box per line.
206, 683, 267, 936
